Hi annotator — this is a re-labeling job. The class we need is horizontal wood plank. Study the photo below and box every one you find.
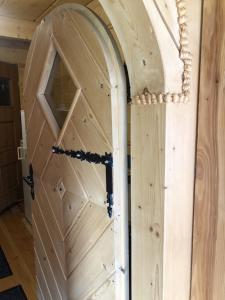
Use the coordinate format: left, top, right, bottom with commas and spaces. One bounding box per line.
0, 16, 36, 40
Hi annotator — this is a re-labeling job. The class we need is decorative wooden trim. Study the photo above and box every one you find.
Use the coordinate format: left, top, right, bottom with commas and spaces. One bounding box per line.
132, 0, 192, 105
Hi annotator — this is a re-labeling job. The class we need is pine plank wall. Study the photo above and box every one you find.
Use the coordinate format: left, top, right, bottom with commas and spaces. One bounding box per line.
191, 0, 225, 299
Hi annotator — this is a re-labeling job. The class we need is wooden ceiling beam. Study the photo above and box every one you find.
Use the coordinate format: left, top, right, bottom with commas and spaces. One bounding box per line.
0, 16, 37, 40
35, 0, 93, 22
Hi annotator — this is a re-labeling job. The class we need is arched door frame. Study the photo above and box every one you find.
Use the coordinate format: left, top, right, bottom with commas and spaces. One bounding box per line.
97, 1, 202, 299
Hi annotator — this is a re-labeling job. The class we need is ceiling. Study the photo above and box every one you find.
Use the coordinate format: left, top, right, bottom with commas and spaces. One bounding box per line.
0, 0, 111, 42
0, 0, 92, 22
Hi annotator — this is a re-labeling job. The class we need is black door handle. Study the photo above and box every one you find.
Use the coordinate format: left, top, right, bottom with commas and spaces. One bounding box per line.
23, 164, 35, 200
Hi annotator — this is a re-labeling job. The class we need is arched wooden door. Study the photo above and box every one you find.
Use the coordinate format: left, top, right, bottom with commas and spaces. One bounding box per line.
23, 4, 128, 300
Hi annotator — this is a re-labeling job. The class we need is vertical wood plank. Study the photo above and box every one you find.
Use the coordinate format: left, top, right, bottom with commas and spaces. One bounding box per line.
162, 1, 202, 299
131, 105, 165, 299
191, 0, 225, 299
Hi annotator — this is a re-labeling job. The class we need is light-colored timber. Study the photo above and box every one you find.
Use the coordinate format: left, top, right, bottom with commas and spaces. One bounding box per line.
0, 16, 36, 40
97, 1, 201, 299
191, 0, 225, 299
132, 0, 192, 105
0, 0, 92, 22
23, 3, 129, 300
0, 1, 93, 40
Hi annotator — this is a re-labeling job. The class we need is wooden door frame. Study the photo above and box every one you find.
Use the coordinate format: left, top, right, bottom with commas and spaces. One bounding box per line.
0, 61, 23, 209
98, 1, 202, 299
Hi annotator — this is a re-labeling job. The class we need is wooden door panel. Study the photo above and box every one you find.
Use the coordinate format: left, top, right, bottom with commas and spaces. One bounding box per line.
1, 162, 19, 190
24, 27, 40, 98
0, 188, 17, 211
69, 96, 111, 201
0, 122, 15, 150
35, 180, 65, 270
63, 191, 87, 235
0, 109, 13, 122
68, 225, 115, 299
32, 122, 55, 177
27, 100, 45, 161
33, 222, 62, 300
36, 257, 53, 300
65, 202, 111, 275
68, 10, 110, 79
88, 276, 115, 300
24, 4, 128, 299
42, 153, 88, 234
0, 62, 22, 211
54, 154, 87, 198
42, 181, 64, 232
24, 23, 52, 123
52, 13, 112, 142
62, 121, 105, 203
71, 96, 111, 153
41, 156, 64, 231
0, 149, 17, 167
33, 201, 67, 294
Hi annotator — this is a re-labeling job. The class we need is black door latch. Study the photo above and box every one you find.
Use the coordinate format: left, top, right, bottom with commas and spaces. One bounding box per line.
52, 146, 113, 218
23, 164, 35, 200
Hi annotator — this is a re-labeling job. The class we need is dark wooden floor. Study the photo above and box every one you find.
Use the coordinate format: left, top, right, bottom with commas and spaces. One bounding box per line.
0, 205, 36, 299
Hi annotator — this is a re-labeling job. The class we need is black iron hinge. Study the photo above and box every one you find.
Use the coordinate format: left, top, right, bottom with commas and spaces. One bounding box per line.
52, 146, 113, 218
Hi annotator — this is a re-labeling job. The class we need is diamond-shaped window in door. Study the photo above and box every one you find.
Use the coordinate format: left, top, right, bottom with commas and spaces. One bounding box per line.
44, 53, 77, 129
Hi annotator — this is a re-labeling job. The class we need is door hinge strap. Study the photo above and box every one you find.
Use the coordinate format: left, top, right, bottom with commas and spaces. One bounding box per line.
52, 146, 113, 218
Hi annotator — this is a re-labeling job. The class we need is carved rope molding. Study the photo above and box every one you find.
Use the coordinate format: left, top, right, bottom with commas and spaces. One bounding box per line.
132, 0, 192, 105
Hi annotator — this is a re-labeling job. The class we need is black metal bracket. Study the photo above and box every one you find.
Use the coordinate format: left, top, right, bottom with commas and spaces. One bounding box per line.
52, 146, 113, 218
23, 164, 35, 200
